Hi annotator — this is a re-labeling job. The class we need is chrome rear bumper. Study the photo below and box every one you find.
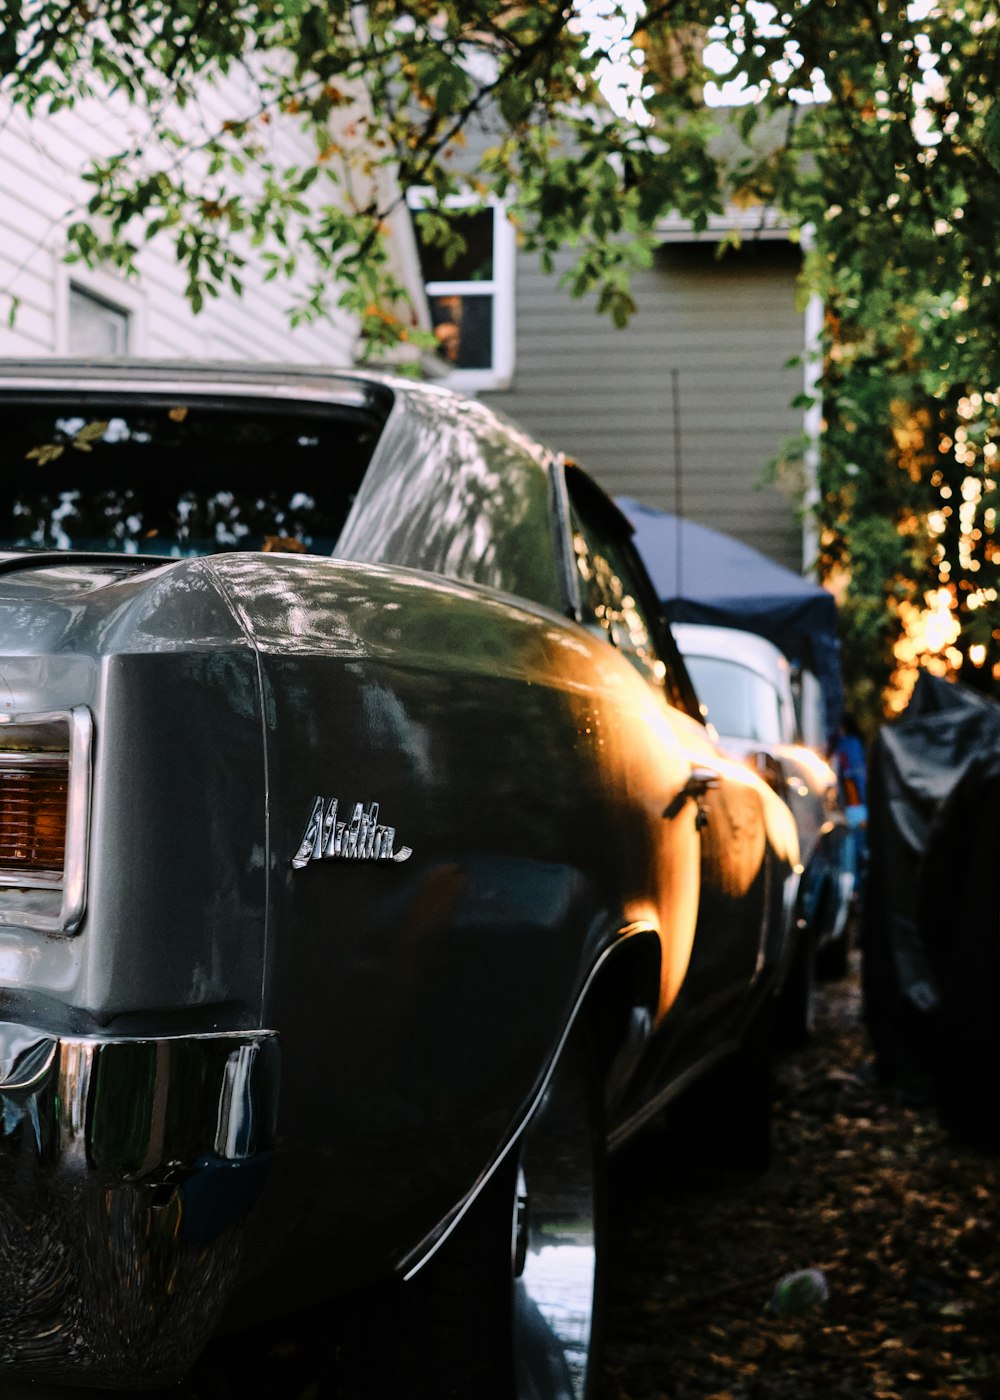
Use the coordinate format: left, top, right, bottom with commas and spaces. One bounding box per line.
0, 1022, 278, 1386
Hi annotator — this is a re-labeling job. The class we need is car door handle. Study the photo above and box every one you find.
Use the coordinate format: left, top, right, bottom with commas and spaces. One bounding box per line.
662, 766, 721, 820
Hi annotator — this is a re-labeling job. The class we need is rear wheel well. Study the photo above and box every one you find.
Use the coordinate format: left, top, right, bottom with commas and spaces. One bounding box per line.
578, 931, 661, 1114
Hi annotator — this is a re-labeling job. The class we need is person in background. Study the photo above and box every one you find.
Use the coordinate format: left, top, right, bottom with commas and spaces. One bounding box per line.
833, 712, 868, 897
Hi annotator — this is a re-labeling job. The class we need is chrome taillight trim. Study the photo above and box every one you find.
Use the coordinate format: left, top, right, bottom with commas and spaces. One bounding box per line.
0, 708, 92, 934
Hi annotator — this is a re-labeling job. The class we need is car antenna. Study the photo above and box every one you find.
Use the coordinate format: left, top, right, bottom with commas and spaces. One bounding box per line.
671, 366, 683, 599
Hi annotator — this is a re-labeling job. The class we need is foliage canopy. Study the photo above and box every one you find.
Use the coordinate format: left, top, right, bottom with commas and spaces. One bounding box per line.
1, 3, 724, 340
671, 0, 1000, 720
2, 1, 1000, 718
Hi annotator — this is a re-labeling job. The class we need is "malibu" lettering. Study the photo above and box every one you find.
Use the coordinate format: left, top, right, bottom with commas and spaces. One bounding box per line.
291, 797, 413, 869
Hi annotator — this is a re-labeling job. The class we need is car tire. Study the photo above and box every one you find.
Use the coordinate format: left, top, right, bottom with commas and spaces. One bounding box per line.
775, 924, 816, 1051
667, 1002, 776, 1175
397, 1029, 605, 1400
816, 920, 851, 981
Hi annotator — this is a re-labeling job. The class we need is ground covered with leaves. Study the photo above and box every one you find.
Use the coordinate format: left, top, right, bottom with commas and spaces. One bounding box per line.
600, 960, 1000, 1400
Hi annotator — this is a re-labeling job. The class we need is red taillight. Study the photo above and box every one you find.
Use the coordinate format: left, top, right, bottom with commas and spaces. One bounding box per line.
0, 708, 90, 933
0, 755, 69, 878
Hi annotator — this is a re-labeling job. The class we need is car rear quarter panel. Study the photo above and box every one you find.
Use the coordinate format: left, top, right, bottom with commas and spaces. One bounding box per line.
0, 548, 794, 1304
205, 553, 707, 1288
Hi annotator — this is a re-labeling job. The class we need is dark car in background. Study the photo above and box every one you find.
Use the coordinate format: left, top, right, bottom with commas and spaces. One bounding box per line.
0, 362, 799, 1396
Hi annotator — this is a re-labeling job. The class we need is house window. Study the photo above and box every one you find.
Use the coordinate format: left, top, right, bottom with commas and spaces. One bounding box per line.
410, 196, 515, 391
67, 285, 130, 356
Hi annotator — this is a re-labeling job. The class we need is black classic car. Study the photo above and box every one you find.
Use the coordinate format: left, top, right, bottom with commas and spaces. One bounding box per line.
0, 362, 799, 1397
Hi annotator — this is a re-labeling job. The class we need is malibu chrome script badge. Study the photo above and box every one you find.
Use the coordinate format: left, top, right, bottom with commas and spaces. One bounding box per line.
291, 797, 412, 869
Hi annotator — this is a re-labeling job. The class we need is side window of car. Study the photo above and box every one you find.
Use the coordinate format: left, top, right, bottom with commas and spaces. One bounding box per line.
568, 497, 670, 693
563, 471, 702, 718
337, 393, 564, 614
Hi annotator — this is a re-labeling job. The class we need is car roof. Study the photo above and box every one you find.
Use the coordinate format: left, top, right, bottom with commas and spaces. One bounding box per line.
672, 623, 791, 686
0, 357, 410, 412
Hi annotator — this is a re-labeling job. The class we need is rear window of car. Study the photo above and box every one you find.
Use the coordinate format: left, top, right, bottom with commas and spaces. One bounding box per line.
1, 399, 384, 556
684, 654, 784, 745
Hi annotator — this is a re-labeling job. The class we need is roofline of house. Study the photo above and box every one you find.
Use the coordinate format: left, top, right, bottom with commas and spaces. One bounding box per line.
656, 206, 793, 243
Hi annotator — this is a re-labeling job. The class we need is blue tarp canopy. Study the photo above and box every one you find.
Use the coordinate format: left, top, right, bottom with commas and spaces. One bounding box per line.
617, 496, 844, 731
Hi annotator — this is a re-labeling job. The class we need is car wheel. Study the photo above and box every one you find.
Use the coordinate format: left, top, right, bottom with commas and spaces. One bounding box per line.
512, 1031, 603, 1400
775, 923, 816, 1051
816, 920, 851, 981
398, 1031, 604, 1400
667, 1002, 776, 1175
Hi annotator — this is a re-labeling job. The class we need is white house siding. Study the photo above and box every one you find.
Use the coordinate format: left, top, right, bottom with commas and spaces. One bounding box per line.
480, 240, 806, 571
0, 78, 422, 365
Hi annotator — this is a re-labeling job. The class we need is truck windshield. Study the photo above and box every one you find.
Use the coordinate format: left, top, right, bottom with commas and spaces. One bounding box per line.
0, 399, 383, 556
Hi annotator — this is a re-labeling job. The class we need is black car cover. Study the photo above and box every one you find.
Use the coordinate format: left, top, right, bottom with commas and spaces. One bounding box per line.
864, 672, 1000, 1141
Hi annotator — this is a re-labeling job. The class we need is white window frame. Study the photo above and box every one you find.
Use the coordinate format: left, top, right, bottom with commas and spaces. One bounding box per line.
54, 261, 148, 357
407, 190, 515, 392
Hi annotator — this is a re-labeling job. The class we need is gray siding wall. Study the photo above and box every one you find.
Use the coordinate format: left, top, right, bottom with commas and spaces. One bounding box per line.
0, 83, 427, 364
480, 240, 806, 571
